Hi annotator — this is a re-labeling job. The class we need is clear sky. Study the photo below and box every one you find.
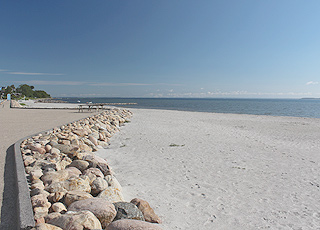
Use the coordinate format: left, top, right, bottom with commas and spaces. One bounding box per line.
1, 0, 320, 98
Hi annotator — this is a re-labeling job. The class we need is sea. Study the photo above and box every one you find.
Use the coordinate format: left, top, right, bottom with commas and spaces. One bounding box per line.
59, 97, 320, 119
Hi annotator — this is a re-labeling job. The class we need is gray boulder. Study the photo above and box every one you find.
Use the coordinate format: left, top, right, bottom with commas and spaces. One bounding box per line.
113, 202, 144, 221
106, 219, 163, 230
67, 160, 89, 172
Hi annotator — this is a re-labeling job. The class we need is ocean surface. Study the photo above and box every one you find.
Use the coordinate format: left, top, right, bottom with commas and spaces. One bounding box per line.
59, 97, 320, 118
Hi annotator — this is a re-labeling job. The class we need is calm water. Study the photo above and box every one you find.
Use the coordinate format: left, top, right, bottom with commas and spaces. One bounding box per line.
59, 97, 320, 118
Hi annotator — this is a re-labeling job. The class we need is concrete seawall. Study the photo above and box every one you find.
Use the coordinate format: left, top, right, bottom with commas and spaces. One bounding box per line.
14, 136, 35, 230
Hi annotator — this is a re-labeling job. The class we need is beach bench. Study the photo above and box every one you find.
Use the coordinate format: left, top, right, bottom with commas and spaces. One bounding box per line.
78, 103, 105, 112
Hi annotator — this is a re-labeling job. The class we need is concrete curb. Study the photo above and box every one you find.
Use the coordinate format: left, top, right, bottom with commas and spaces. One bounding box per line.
14, 136, 36, 230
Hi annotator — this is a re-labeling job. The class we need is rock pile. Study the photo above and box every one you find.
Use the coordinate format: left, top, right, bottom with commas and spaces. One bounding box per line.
20, 108, 162, 230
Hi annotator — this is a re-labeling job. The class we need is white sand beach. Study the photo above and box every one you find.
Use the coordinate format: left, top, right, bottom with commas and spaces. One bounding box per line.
98, 108, 320, 230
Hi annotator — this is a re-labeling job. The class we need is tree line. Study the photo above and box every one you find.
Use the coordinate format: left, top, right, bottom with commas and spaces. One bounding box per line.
0, 84, 51, 99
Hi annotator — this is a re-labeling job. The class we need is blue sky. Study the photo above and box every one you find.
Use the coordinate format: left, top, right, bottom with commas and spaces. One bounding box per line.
1, 0, 320, 98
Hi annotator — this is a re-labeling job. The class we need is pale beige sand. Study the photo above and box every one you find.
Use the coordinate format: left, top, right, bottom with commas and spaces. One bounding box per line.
20, 99, 81, 109
97, 108, 320, 230
0, 101, 97, 229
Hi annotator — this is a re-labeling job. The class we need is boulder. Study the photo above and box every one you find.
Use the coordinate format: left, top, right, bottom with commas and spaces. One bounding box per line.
58, 140, 71, 145
51, 202, 67, 213
31, 194, 50, 208
91, 177, 108, 196
113, 202, 144, 221
70, 138, 80, 146
49, 142, 79, 157
45, 176, 91, 193
23, 156, 36, 167
68, 198, 116, 229
105, 175, 122, 191
131, 198, 161, 224
83, 154, 108, 167
58, 159, 72, 170
84, 168, 104, 178
31, 182, 45, 190
88, 135, 98, 146
30, 169, 43, 181
35, 217, 45, 225
30, 188, 50, 197
48, 210, 102, 230
64, 167, 82, 178
97, 162, 113, 176
97, 187, 125, 203
34, 206, 49, 220
97, 140, 109, 148
64, 191, 93, 207
41, 170, 69, 186
31, 159, 59, 172
64, 176, 91, 193
83, 168, 104, 184
45, 182, 67, 193
45, 145, 52, 153
48, 192, 66, 203
29, 145, 46, 154
41, 162, 61, 172
78, 143, 92, 152
50, 148, 60, 155
89, 131, 100, 140
72, 129, 87, 137
105, 219, 163, 230
34, 223, 63, 230
67, 160, 89, 172
82, 138, 96, 149
44, 212, 61, 223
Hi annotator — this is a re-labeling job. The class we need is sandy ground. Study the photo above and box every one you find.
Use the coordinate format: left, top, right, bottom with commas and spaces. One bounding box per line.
97, 108, 320, 230
19, 100, 81, 109
0, 101, 97, 230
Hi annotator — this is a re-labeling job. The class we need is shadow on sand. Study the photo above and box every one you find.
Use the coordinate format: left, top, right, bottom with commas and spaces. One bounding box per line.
0, 144, 18, 230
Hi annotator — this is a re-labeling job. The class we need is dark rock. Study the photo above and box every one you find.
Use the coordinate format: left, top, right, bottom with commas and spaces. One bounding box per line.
106, 219, 163, 230
113, 202, 144, 221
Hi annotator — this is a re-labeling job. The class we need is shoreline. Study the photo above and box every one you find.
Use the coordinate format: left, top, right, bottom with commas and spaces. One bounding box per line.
12, 98, 320, 119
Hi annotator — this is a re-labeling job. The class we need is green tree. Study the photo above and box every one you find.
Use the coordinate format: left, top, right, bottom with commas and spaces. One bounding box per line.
33, 90, 50, 98
4, 85, 13, 95
17, 84, 34, 97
